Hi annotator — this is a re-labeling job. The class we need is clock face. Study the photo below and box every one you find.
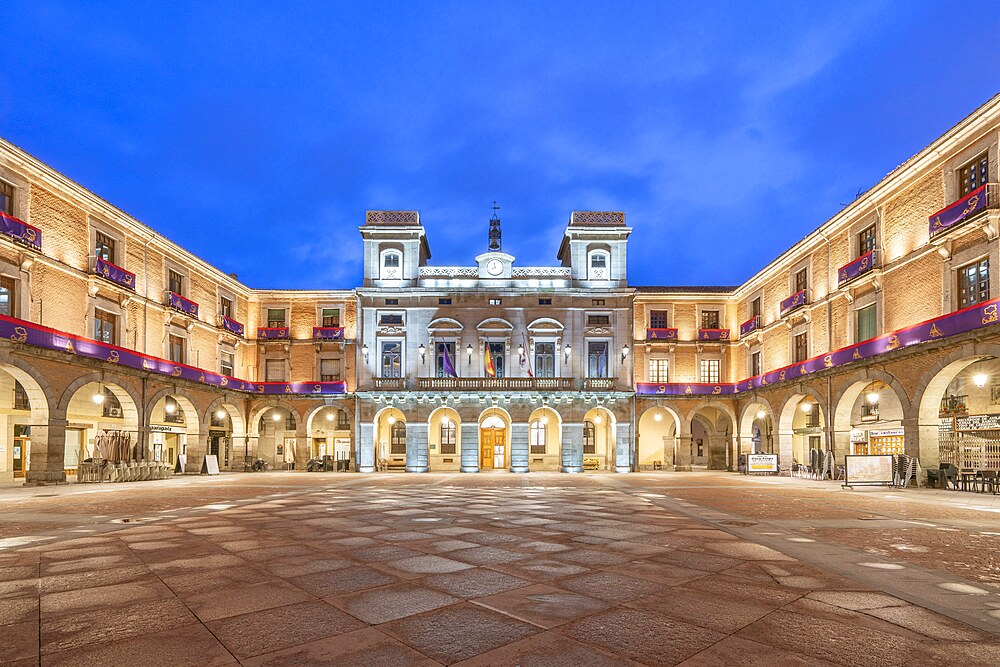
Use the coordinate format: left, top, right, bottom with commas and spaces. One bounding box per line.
486, 259, 503, 276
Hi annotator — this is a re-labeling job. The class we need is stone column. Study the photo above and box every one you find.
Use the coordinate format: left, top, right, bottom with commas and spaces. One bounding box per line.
24, 416, 68, 486
561, 422, 583, 473
358, 422, 375, 472
184, 427, 209, 474
674, 430, 692, 471
405, 421, 429, 473
707, 435, 728, 470
510, 422, 529, 473
777, 429, 794, 473
460, 422, 479, 473
614, 422, 631, 473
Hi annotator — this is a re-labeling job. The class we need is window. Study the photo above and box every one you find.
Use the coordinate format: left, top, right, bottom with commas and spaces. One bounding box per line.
168, 335, 185, 364
220, 296, 233, 319
587, 341, 609, 378
959, 153, 988, 196
699, 359, 720, 383
538, 298, 552, 305
751, 297, 761, 319
102, 389, 123, 419
592, 299, 605, 306
488, 298, 502, 306
164, 396, 183, 424
534, 342, 555, 378
438, 298, 452, 305
285, 412, 297, 430
381, 341, 402, 378
793, 332, 808, 363
94, 310, 116, 345
856, 303, 877, 342
583, 421, 596, 454
267, 308, 286, 327
700, 310, 720, 329
858, 224, 876, 256
529, 421, 546, 454
0, 275, 16, 317
321, 308, 340, 327
649, 310, 668, 329
587, 314, 611, 326
385, 298, 399, 305
265, 359, 285, 382
806, 409, 820, 429
488, 342, 505, 378
378, 312, 403, 326
220, 350, 235, 377
390, 421, 406, 454
435, 342, 456, 378
13, 381, 29, 411
95, 231, 116, 264
794, 268, 808, 294
648, 358, 669, 383
337, 410, 350, 429
958, 258, 989, 308
320, 358, 341, 382
751, 350, 762, 377
168, 270, 184, 295
440, 420, 456, 454
588, 251, 609, 280
0, 180, 12, 216
381, 252, 401, 280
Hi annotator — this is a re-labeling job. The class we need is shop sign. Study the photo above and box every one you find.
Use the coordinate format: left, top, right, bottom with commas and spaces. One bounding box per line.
150, 424, 185, 433
955, 414, 1000, 431
869, 428, 904, 439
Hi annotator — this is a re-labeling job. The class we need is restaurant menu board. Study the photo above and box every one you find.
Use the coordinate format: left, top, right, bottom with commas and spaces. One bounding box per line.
747, 454, 778, 474
844, 455, 894, 487
955, 414, 1000, 431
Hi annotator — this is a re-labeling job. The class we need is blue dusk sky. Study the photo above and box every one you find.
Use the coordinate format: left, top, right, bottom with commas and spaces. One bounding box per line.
1, 2, 999, 290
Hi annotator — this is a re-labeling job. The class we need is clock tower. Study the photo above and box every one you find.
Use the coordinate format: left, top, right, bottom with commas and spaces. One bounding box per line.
477, 202, 514, 278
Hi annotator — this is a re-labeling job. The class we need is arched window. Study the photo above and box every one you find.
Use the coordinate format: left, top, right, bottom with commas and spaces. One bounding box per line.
390, 420, 406, 454
529, 421, 546, 454
440, 419, 456, 454
588, 250, 610, 280
380, 249, 402, 280
583, 420, 596, 454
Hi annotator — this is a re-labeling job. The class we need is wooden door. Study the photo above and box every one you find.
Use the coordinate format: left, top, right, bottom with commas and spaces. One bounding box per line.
493, 429, 506, 468
481, 430, 494, 469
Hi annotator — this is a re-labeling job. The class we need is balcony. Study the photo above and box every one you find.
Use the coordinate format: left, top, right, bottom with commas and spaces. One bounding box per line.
645, 328, 678, 341
166, 291, 199, 318
374, 377, 405, 391
257, 326, 289, 340
780, 289, 807, 316
583, 378, 616, 391
0, 212, 41, 251
313, 326, 345, 340
838, 249, 877, 288
929, 184, 998, 239
219, 315, 244, 337
697, 328, 731, 342
91, 257, 136, 291
739, 315, 760, 338
416, 377, 574, 391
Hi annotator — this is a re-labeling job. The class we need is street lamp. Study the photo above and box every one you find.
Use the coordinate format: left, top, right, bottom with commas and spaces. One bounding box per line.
466, 344, 473, 364
418, 343, 426, 363
564, 344, 571, 362
621, 344, 629, 363
362, 343, 369, 362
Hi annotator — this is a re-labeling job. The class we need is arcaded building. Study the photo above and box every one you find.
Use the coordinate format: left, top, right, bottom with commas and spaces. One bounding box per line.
1, 93, 999, 484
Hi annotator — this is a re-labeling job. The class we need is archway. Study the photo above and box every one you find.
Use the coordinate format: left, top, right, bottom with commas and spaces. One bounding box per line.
62, 379, 140, 476
478, 407, 511, 471
690, 406, 734, 470
147, 391, 200, 470
250, 403, 300, 469
637, 406, 680, 470
527, 406, 561, 471
374, 407, 406, 471
205, 398, 246, 471
428, 406, 461, 472
777, 393, 826, 472
582, 406, 616, 471
305, 404, 352, 469
833, 374, 907, 461
738, 400, 775, 457
0, 359, 50, 483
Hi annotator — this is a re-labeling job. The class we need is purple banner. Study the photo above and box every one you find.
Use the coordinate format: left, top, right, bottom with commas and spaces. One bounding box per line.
646, 328, 678, 341
929, 185, 988, 238
838, 250, 876, 287
313, 327, 345, 340
167, 292, 199, 318
0, 212, 41, 251
0, 314, 346, 395
95, 257, 136, 291
638, 296, 1000, 396
698, 329, 731, 341
781, 289, 807, 315
258, 327, 289, 340
739, 315, 759, 338
220, 316, 244, 336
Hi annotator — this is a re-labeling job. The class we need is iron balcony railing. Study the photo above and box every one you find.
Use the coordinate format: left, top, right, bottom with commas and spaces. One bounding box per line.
416, 377, 574, 391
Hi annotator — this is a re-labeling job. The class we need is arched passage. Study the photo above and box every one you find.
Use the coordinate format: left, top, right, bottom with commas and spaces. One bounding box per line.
690, 406, 734, 470
0, 358, 51, 483
637, 406, 680, 470
373, 407, 406, 471
304, 403, 352, 467
479, 406, 511, 471
777, 392, 826, 472
62, 378, 141, 475
527, 406, 562, 471
738, 400, 775, 457
250, 402, 300, 469
204, 398, 246, 470
146, 390, 200, 470
428, 406, 461, 472
582, 406, 616, 471
833, 373, 908, 461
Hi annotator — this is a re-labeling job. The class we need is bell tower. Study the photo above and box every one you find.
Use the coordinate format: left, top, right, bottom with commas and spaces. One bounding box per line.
487, 201, 502, 252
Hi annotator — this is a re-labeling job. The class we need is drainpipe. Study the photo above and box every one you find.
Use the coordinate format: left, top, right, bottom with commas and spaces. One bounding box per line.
141, 233, 156, 356
818, 229, 834, 453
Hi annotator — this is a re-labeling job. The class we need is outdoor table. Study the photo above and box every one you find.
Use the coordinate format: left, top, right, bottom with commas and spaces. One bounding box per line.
959, 469, 978, 491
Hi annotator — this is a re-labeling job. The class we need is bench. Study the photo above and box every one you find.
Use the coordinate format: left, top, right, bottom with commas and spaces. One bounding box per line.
583, 458, 601, 471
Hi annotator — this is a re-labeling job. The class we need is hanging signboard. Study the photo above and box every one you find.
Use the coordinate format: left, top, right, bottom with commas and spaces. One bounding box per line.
844, 454, 894, 487
747, 453, 779, 474
955, 414, 1000, 431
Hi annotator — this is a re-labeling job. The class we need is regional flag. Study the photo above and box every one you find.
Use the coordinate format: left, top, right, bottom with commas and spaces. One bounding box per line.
484, 342, 496, 377
441, 343, 458, 378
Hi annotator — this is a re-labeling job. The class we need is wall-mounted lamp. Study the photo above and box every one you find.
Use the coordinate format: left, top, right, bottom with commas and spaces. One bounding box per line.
362, 343, 369, 362
621, 344, 629, 363
164, 400, 176, 415
467, 344, 473, 364
653, 411, 662, 422
216, 408, 227, 420
272, 411, 283, 421
866, 391, 880, 405
800, 402, 813, 414
540, 415, 549, 425
517, 344, 525, 357
974, 373, 989, 389
756, 409, 766, 420
418, 343, 426, 364
387, 415, 396, 425
564, 343, 571, 362
326, 412, 334, 422
594, 415, 603, 425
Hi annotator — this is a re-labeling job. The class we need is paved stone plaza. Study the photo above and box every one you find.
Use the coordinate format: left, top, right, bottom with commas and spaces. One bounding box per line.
3, 472, 1000, 666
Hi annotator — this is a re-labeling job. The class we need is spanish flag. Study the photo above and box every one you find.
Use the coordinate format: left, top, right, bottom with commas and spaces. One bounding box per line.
484, 342, 496, 377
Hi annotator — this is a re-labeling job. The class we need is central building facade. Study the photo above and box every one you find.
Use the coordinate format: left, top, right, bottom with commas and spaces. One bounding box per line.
355, 210, 634, 473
